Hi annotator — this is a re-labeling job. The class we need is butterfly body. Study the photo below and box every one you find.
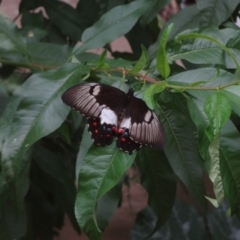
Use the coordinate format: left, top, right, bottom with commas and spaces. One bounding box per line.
62, 83, 164, 154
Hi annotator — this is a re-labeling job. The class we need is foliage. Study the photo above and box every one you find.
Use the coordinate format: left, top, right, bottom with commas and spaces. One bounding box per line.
0, 0, 240, 239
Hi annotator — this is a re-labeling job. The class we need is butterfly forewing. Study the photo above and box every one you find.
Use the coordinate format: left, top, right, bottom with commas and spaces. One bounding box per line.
62, 83, 164, 154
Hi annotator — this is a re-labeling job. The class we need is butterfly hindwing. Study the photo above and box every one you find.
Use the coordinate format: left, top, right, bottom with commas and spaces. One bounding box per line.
87, 118, 116, 146
116, 129, 142, 154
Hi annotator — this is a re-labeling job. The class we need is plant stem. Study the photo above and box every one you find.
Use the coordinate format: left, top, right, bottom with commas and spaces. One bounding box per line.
94, 67, 239, 91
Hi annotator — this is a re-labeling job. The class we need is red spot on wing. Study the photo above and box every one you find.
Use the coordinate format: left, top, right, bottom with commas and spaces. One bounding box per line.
93, 121, 97, 126
118, 128, 124, 134
121, 138, 126, 142
107, 134, 111, 137
95, 130, 98, 133
112, 126, 117, 132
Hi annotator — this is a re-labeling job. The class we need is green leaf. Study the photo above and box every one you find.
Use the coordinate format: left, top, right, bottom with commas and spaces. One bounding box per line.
208, 135, 224, 204
167, 68, 236, 88
187, 98, 211, 170
176, 29, 240, 71
157, 92, 206, 207
197, 0, 240, 27
96, 49, 109, 68
148, 4, 202, 59
43, 0, 84, 41
220, 121, 240, 216
27, 42, 72, 68
137, 148, 176, 237
75, 144, 136, 240
74, 0, 151, 54
75, 126, 93, 180
169, 27, 240, 69
0, 14, 29, 65
223, 86, 240, 118
0, 13, 27, 55
144, 82, 166, 109
204, 92, 231, 140
140, 0, 170, 25
129, 45, 147, 74
156, 23, 173, 78
0, 63, 90, 179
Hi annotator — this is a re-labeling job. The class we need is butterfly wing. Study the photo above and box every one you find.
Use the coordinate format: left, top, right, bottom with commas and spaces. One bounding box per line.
62, 83, 127, 146
117, 95, 164, 153
62, 83, 164, 153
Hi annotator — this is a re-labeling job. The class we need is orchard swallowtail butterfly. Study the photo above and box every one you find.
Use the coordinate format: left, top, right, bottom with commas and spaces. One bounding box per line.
62, 83, 164, 154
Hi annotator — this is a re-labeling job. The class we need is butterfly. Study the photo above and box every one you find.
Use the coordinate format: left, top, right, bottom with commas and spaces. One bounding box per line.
62, 83, 164, 154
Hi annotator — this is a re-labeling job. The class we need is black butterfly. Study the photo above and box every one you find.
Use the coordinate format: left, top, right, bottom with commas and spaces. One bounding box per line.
62, 83, 164, 154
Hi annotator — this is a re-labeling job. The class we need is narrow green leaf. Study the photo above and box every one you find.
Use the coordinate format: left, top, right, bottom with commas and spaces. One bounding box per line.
189, 68, 220, 87
197, 0, 240, 27
0, 13, 27, 54
156, 23, 173, 78
175, 28, 240, 71
168, 27, 240, 69
74, 0, 151, 54
0, 63, 90, 179
204, 92, 231, 140
167, 68, 236, 88
27, 42, 72, 67
43, 1, 84, 41
140, 0, 170, 25
96, 49, 109, 69
75, 126, 93, 180
144, 82, 166, 109
220, 121, 240, 216
187, 98, 211, 170
208, 135, 224, 204
129, 45, 147, 74
75, 145, 136, 239
157, 92, 206, 207
205, 196, 219, 208
223, 86, 240, 118
148, 4, 202, 59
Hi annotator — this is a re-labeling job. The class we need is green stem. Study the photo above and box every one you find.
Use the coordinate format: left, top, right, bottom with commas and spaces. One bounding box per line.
166, 81, 239, 91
